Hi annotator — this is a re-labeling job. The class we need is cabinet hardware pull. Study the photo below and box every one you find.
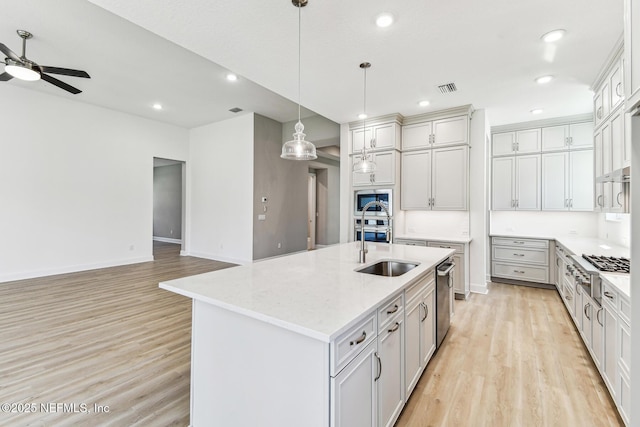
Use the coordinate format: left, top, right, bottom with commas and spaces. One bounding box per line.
564, 199, 568, 208
513, 241, 525, 244
617, 192, 623, 207
386, 304, 399, 315
388, 322, 400, 333
604, 291, 615, 299
513, 253, 525, 257
569, 199, 573, 208
616, 82, 623, 97
513, 270, 525, 274
597, 107, 603, 119
569, 136, 573, 145
596, 308, 603, 326
597, 195, 604, 207
350, 331, 367, 346
374, 352, 382, 381
556, 258, 560, 267
575, 282, 580, 295
421, 302, 428, 322
566, 294, 572, 301
584, 303, 591, 320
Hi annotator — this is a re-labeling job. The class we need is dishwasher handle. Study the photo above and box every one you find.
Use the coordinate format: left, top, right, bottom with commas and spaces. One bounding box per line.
437, 262, 455, 276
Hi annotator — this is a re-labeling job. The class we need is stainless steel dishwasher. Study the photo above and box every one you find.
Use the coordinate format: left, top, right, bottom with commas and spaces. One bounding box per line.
436, 258, 455, 349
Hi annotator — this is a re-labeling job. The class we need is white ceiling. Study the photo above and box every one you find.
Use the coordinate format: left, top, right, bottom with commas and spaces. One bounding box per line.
2, 0, 624, 130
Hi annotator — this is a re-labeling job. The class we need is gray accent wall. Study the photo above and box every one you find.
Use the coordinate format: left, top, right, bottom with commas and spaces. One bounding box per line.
253, 114, 308, 260
314, 160, 340, 246
153, 163, 182, 240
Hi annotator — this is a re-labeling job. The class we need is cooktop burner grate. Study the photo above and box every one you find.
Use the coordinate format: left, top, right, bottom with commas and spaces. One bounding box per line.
582, 254, 630, 273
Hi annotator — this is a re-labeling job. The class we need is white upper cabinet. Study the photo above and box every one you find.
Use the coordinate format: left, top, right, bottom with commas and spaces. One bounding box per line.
401, 151, 431, 209
492, 157, 515, 210
352, 151, 396, 187
625, 0, 640, 110
432, 116, 468, 147
401, 115, 467, 150
493, 129, 541, 156
541, 122, 593, 151
595, 80, 611, 127
568, 150, 594, 211
541, 151, 568, 210
493, 154, 542, 211
352, 123, 399, 153
432, 146, 468, 210
609, 59, 624, 111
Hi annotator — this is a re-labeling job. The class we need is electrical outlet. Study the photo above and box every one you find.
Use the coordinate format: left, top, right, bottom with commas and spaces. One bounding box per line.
258, 214, 266, 221
277, 243, 281, 249
129, 244, 135, 251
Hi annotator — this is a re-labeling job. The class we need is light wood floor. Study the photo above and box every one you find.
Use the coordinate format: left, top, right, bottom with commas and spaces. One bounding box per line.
396, 282, 623, 427
0, 247, 623, 426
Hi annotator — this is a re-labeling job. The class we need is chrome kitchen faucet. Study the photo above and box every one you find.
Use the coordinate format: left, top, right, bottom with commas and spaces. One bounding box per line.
359, 200, 391, 263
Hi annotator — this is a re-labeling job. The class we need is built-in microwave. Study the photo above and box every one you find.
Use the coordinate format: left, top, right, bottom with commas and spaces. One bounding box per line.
354, 189, 393, 217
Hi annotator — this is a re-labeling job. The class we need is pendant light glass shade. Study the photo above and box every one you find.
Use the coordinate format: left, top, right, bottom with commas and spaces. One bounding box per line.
281, 120, 317, 160
281, 0, 317, 161
353, 62, 376, 174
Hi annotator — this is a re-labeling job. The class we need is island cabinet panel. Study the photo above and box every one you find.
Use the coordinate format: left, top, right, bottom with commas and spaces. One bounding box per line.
378, 313, 405, 427
190, 300, 330, 427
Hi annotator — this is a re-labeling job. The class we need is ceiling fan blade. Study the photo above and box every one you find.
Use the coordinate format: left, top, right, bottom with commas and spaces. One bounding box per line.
40, 66, 90, 79
41, 73, 82, 94
0, 43, 21, 63
0, 72, 13, 81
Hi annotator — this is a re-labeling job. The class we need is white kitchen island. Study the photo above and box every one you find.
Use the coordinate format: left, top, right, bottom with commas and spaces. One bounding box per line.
160, 242, 454, 427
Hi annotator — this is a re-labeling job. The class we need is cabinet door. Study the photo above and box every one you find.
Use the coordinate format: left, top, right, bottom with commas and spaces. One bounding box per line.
594, 92, 604, 128
378, 318, 404, 427
624, 0, 640, 108
420, 287, 436, 367
581, 297, 593, 348
352, 155, 374, 187
609, 60, 624, 110
372, 124, 397, 150
594, 130, 604, 211
352, 127, 374, 153
515, 129, 541, 153
331, 339, 378, 427
451, 253, 464, 295
603, 307, 618, 399
541, 125, 568, 151
600, 82, 611, 123
492, 157, 515, 210
541, 152, 568, 210
404, 300, 422, 396
432, 146, 468, 210
370, 151, 395, 185
515, 155, 541, 210
592, 306, 604, 370
402, 122, 432, 150
401, 151, 431, 209
492, 132, 516, 156
569, 122, 594, 149
610, 109, 624, 171
569, 150, 594, 211
432, 115, 468, 147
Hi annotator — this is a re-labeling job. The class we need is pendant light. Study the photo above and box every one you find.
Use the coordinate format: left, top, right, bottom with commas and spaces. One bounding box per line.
281, 0, 317, 161
353, 62, 376, 174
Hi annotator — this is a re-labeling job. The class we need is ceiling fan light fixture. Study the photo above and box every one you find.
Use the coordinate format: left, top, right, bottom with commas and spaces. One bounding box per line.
5, 61, 40, 81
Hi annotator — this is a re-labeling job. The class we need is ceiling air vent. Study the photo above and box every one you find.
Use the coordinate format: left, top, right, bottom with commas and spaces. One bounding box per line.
437, 82, 457, 94
229, 107, 243, 113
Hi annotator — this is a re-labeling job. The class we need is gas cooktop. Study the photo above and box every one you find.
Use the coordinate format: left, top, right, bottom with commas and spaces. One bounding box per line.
582, 254, 630, 274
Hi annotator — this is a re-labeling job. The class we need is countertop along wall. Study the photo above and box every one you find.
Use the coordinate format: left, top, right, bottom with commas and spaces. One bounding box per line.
0, 84, 190, 283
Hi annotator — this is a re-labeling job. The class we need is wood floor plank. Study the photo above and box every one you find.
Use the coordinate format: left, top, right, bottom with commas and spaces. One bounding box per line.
0, 246, 624, 426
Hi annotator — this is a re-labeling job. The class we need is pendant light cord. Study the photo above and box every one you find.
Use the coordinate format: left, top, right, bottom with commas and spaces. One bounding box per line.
297, 4, 301, 123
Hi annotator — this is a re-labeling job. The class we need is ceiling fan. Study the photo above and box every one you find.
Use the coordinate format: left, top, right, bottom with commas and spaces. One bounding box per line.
0, 30, 90, 94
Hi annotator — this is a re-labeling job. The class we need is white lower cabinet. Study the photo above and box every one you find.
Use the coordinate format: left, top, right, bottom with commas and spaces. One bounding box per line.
332, 270, 439, 427
404, 277, 436, 397
592, 304, 604, 369
331, 339, 378, 427
603, 304, 618, 398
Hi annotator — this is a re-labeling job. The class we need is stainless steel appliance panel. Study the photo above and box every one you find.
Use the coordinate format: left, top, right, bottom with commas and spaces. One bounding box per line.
436, 259, 455, 349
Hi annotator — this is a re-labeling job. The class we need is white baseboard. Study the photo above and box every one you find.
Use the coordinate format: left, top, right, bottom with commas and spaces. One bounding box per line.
186, 251, 248, 266
0, 256, 154, 284
153, 236, 183, 244
470, 282, 489, 295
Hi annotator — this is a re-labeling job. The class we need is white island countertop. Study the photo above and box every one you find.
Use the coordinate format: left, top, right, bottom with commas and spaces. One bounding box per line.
160, 242, 454, 343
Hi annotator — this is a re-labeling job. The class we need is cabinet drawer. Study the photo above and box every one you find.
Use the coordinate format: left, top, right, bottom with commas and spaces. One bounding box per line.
427, 241, 464, 253
492, 246, 548, 265
394, 239, 427, 246
378, 293, 404, 333
492, 262, 549, 283
331, 312, 377, 376
492, 237, 549, 249
405, 273, 434, 306
602, 282, 618, 311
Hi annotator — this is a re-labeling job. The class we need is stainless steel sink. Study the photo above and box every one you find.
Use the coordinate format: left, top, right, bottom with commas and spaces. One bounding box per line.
356, 260, 419, 277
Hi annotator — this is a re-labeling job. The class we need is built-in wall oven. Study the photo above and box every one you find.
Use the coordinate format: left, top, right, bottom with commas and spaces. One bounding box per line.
354, 189, 393, 242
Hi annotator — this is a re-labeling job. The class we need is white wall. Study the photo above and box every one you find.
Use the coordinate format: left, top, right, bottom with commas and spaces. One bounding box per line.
489, 211, 600, 238
398, 211, 469, 237
0, 85, 189, 283
188, 114, 254, 264
597, 213, 630, 247
469, 109, 489, 294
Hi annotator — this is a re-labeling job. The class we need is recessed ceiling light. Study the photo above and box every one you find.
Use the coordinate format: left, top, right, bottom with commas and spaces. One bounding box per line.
418, 100, 430, 107
358, 113, 368, 119
226, 73, 238, 82
535, 75, 554, 84
152, 103, 163, 110
376, 13, 394, 28
541, 29, 566, 43
530, 109, 543, 115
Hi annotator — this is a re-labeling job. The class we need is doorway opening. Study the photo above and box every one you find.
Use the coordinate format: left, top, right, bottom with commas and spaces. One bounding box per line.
308, 173, 317, 250
153, 157, 186, 258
